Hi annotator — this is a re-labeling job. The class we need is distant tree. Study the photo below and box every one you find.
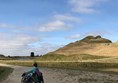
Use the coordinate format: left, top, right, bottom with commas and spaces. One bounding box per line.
30, 52, 35, 57
36, 55, 39, 57
8, 55, 11, 58
40, 55, 43, 56
0, 54, 5, 57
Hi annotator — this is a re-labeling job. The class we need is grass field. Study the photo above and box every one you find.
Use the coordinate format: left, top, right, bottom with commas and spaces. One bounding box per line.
0, 54, 118, 74
1, 60, 118, 74
0, 66, 13, 82
0, 58, 15, 60
3, 61, 118, 68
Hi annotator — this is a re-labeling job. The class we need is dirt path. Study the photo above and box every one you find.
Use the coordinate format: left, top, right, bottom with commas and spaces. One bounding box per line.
0, 63, 118, 83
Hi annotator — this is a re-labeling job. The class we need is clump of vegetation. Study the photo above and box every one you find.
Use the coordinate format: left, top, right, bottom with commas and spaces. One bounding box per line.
0, 54, 5, 57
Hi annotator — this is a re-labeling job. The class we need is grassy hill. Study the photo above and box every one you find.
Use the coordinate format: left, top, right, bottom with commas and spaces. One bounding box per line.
32, 35, 118, 62
48, 36, 118, 57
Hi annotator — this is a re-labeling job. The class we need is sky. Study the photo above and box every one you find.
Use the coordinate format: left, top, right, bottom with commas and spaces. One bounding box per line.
0, 0, 118, 56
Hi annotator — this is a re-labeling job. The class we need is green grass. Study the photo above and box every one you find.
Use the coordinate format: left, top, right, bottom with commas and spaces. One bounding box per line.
0, 66, 13, 82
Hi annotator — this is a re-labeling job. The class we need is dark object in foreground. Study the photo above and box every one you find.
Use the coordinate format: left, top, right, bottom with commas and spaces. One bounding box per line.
21, 72, 34, 83
21, 72, 44, 83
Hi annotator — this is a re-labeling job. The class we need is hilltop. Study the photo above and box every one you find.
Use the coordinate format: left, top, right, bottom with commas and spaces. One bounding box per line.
48, 36, 118, 57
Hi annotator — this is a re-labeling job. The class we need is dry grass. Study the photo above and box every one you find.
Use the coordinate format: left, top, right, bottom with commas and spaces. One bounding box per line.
1, 58, 118, 73
52, 43, 118, 57
0, 53, 118, 73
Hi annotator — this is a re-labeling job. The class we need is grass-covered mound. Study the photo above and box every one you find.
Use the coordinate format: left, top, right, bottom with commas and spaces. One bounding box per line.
50, 36, 115, 56
0, 66, 13, 82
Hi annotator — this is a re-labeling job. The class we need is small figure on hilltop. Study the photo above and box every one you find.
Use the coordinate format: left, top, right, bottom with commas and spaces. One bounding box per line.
21, 62, 44, 83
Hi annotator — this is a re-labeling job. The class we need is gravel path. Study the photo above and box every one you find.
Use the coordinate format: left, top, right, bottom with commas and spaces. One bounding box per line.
0, 63, 118, 83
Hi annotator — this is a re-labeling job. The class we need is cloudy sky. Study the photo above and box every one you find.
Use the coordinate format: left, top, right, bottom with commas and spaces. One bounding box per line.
0, 0, 118, 56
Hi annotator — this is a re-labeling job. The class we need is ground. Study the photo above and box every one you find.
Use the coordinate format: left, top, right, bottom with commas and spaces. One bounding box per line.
0, 63, 118, 83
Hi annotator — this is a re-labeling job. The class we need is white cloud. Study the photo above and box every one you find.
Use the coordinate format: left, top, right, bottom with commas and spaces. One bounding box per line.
0, 23, 29, 34
33, 43, 62, 55
0, 42, 62, 56
0, 32, 63, 56
38, 20, 70, 32
68, 0, 108, 13
0, 34, 39, 49
37, 13, 81, 32
53, 14, 81, 23
0, 13, 82, 55
0, 33, 41, 56
0, 23, 15, 28
66, 34, 81, 39
0, 16, 76, 55
66, 31, 111, 40
84, 31, 111, 36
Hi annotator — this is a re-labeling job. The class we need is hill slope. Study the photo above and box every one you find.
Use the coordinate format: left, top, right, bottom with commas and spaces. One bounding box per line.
48, 36, 118, 57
